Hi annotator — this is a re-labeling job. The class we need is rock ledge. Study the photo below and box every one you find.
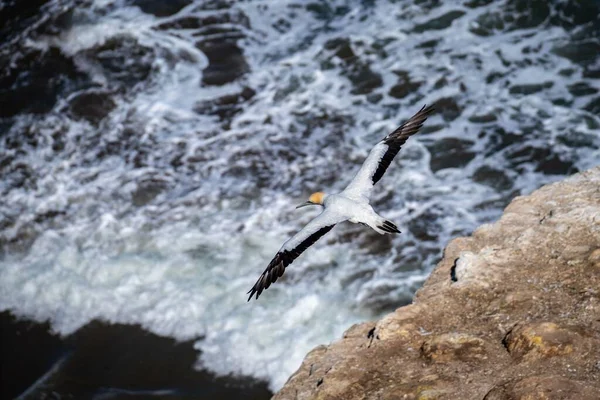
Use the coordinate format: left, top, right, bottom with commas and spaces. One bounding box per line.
275, 167, 600, 400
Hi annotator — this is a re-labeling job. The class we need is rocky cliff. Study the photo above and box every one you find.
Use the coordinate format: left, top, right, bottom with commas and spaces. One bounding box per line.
275, 167, 600, 400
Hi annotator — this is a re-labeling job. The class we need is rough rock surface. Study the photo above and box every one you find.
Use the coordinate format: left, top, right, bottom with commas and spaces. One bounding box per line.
275, 167, 600, 400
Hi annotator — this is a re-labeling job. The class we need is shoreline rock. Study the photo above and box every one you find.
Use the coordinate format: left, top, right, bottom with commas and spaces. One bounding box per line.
275, 167, 600, 400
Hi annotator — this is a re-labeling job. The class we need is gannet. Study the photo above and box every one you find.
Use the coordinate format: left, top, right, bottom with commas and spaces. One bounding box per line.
248, 105, 434, 300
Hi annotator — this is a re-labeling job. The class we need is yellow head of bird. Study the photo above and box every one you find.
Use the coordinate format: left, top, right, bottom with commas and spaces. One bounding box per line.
296, 192, 325, 209
309, 192, 325, 205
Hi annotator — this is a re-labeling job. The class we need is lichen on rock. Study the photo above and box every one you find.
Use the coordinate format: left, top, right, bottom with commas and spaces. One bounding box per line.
274, 167, 600, 400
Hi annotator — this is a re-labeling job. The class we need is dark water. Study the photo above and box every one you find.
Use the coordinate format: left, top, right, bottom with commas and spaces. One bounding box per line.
1, 0, 599, 392
0, 311, 271, 399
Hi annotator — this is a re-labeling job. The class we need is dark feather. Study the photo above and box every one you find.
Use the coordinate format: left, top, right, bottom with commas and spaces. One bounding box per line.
378, 219, 400, 233
371, 105, 434, 185
247, 225, 335, 301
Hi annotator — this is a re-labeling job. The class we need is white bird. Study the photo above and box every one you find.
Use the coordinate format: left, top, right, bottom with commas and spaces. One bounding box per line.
248, 105, 434, 300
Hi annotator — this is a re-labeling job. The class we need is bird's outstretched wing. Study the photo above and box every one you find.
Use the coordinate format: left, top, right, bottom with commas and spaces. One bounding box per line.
247, 209, 347, 301
342, 105, 434, 203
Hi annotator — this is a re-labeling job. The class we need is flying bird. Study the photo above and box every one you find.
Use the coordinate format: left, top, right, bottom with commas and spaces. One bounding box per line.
248, 105, 434, 301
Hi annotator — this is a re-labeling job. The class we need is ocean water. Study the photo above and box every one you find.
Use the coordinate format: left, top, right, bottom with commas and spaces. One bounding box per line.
1, 0, 599, 391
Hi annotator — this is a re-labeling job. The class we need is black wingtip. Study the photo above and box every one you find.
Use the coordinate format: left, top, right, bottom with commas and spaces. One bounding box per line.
247, 284, 263, 301
247, 257, 285, 302
416, 104, 435, 119
378, 226, 401, 233
380, 220, 401, 234
422, 103, 435, 113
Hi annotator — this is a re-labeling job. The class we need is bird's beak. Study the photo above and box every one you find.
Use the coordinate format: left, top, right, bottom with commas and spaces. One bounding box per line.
296, 201, 314, 209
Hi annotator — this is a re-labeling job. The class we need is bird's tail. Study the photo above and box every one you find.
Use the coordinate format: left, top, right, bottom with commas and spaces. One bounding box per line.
376, 219, 401, 234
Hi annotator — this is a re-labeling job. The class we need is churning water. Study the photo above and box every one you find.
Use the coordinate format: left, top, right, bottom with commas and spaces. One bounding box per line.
1, 0, 599, 390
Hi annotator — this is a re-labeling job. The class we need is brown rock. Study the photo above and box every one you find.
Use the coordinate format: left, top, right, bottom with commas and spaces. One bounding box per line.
485, 375, 600, 400
421, 333, 488, 363
589, 248, 600, 269
504, 322, 586, 361
274, 167, 600, 400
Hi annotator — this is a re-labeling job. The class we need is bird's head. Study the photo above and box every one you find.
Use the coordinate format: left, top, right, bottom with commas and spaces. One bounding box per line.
296, 192, 326, 209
